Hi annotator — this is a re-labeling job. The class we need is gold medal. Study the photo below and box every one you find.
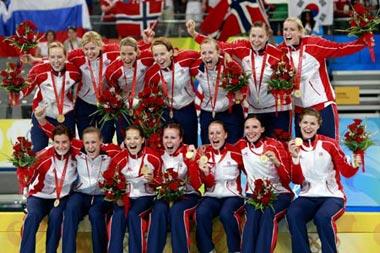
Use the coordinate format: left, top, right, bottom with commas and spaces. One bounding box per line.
260, 155, 269, 163
199, 155, 208, 166
185, 150, 194, 159
54, 199, 60, 207
169, 110, 174, 119
293, 89, 301, 98
57, 114, 65, 123
141, 165, 150, 176
294, 138, 303, 147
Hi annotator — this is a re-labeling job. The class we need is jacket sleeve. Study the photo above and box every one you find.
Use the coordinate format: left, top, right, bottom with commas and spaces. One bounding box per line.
305, 35, 367, 59
322, 138, 359, 178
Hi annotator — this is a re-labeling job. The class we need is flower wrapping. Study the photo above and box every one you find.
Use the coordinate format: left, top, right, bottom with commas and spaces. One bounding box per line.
343, 118, 374, 172
99, 167, 128, 202
267, 58, 295, 114
133, 84, 165, 150
94, 87, 130, 128
346, 3, 380, 62
5, 20, 40, 54
153, 168, 186, 203
221, 65, 249, 112
0, 61, 27, 105
9, 137, 36, 189
246, 178, 277, 212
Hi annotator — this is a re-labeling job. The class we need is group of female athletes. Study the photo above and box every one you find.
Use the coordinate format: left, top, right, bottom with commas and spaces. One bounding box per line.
19, 16, 369, 253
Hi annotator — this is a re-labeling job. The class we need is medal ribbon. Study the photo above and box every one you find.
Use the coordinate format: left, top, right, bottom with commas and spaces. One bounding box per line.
87, 56, 104, 100
159, 63, 175, 112
289, 44, 303, 92
53, 156, 70, 200
206, 63, 222, 115
51, 71, 66, 117
250, 51, 267, 99
123, 62, 138, 109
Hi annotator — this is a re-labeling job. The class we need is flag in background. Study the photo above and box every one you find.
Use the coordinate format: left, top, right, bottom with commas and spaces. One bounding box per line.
114, 0, 163, 38
288, 0, 333, 25
200, 0, 269, 41
3, 0, 91, 36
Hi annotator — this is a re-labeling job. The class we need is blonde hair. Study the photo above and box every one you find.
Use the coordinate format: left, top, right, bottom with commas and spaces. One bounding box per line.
48, 41, 66, 56
250, 21, 273, 37
151, 37, 174, 52
284, 17, 306, 36
120, 37, 139, 52
81, 31, 103, 48
200, 37, 220, 52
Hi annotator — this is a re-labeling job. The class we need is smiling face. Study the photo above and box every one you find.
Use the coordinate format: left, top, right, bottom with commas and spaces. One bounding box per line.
244, 117, 265, 143
83, 132, 102, 159
120, 45, 138, 68
249, 26, 269, 51
53, 134, 71, 156
162, 128, 182, 155
200, 42, 219, 70
48, 46, 66, 72
125, 128, 145, 155
299, 114, 320, 139
152, 44, 173, 69
83, 41, 101, 61
208, 122, 227, 150
283, 20, 303, 46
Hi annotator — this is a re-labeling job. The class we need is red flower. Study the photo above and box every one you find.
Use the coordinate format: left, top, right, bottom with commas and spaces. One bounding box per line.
354, 119, 362, 125
348, 123, 357, 132
117, 180, 126, 190
353, 3, 367, 16
261, 193, 271, 205
168, 181, 179, 191
254, 178, 264, 190
356, 127, 364, 135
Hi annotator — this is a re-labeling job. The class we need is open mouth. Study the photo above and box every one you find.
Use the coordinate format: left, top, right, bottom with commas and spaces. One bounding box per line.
212, 140, 220, 145
166, 145, 174, 151
285, 37, 293, 43
246, 134, 258, 140
87, 149, 96, 156
128, 145, 137, 151
205, 60, 213, 66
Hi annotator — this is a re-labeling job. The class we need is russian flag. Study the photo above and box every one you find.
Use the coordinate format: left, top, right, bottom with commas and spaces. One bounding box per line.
3, 0, 92, 36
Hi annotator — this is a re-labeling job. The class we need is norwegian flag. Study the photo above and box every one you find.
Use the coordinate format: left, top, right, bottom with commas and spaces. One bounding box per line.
200, 0, 269, 41
114, 0, 163, 38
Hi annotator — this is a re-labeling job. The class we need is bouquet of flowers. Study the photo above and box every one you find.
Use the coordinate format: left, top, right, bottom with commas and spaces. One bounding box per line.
267, 58, 295, 113
133, 84, 165, 150
346, 3, 380, 62
99, 167, 127, 201
0, 62, 27, 105
246, 178, 276, 212
154, 168, 186, 204
343, 119, 374, 172
95, 87, 129, 128
6, 20, 40, 54
221, 67, 249, 110
9, 137, 36, 189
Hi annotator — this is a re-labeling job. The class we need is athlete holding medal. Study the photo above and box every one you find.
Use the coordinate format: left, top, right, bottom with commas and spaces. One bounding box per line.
23, 42, 81, 152
20, 125, 77, 253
